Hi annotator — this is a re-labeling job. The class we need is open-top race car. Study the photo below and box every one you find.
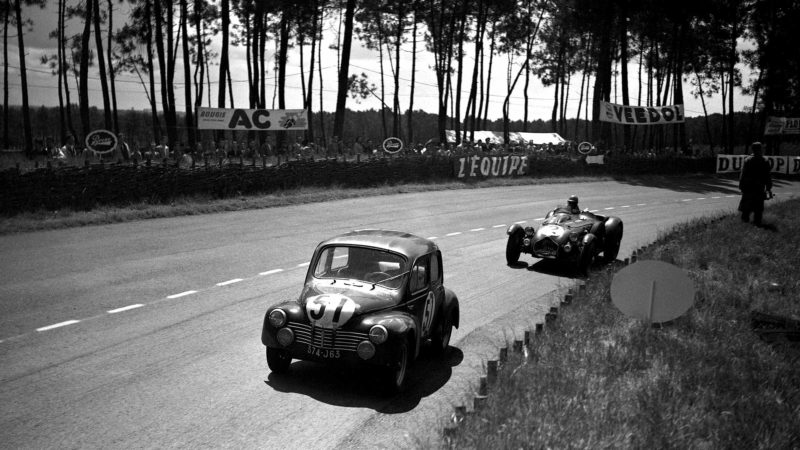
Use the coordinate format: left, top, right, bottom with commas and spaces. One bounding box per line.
261, 230, 459, 394
506, 204, 623, 274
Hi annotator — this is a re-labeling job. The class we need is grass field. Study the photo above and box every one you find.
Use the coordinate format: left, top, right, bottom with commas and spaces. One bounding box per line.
445, 199, 800, 449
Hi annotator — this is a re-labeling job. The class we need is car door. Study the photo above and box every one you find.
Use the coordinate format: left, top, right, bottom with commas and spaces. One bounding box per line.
408, 254, 434, 339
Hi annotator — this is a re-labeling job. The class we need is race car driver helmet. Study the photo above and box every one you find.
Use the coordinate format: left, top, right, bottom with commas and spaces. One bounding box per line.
567, 195, 579, 207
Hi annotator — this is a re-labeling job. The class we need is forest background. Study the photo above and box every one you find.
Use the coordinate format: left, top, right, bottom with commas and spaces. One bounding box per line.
2, 0, 799, 157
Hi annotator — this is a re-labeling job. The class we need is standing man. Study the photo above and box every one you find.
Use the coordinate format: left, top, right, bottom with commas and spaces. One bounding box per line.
738, 142, 773, 226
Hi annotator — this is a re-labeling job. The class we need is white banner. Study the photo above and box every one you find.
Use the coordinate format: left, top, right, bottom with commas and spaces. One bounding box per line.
455, 155, 528, 178
716, 154, 800, 175
763, 116, 800, 135
197, 108, 308, 130
599, 101, 684, 125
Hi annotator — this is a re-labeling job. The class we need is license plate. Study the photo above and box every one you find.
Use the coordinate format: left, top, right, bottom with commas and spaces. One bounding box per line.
306, 345, 341, 359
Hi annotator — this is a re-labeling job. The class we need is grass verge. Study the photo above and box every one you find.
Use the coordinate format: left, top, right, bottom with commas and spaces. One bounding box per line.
446, 199, 800, 449
0, 175, 613, 235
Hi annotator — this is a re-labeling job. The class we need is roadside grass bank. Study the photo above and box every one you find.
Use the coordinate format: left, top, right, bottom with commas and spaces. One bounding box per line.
445, 199, 800, 449
0, 175, 619, 235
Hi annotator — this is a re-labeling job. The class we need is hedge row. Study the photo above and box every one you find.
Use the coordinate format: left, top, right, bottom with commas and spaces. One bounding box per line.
0, 154, 716, 215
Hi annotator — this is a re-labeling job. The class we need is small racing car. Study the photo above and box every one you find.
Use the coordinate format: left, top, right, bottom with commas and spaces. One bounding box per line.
506, 207, 623, 273
261, 229, 460, 394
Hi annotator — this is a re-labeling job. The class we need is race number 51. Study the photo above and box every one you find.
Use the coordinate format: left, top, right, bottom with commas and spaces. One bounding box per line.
306, 294, 357, 329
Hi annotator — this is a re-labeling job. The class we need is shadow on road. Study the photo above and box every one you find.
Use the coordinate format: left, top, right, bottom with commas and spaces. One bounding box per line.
264, 346, 463, 414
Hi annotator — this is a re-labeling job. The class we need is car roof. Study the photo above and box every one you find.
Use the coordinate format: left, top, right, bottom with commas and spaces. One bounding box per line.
318, 229, 438, 259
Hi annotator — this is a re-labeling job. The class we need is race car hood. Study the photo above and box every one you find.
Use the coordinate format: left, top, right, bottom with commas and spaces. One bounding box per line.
298, 281, 402, 328
535, 217, 595, 242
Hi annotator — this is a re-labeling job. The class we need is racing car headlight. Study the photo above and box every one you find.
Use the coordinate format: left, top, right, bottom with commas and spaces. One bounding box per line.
268, 309, 287, 328
276, 327, 294, 347
357, 341, 376, 360
369, 325, 388, 344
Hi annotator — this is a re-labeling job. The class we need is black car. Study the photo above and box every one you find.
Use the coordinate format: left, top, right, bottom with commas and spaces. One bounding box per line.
261, 230, 460, 393
506, 208, 623, 273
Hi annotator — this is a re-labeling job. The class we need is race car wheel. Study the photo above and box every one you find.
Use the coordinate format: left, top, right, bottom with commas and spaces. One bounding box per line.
577, 241, 595, 275
266, 347, 292, 374
430, 311, 452, 356
506, 229, 524, 264
385, 340, 410, 394
604, 235, 622, 262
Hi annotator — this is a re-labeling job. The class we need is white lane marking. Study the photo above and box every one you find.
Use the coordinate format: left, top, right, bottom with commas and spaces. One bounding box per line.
470, 228, 485, 232
514, 221, 527, 224
604, 207, 615, 210
428, 236, 438, 240
216, 278, 243, 286
108, 304, 144, 314
297, 262, 310, 268
621, 205, 630, 208
37, 320, 80, 332
696, 197, 706, 200
534, 217, 545, 221
260, 269, 284, 276
167, 290, 198, 299
446, 232, 462, 237
492, 224, 506, 228
712, 196, 721, 199
636, 203, 647, 206
682, 199, 692, 202
725, 195, 736, 198
589, 210, 599, 212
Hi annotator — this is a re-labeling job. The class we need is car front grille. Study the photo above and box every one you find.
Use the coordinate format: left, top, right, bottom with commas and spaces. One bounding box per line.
287, 322, 368, 351
534, 238, 559, 258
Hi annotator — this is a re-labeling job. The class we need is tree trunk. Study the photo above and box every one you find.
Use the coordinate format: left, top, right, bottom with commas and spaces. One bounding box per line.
453, 0, 467, 144
79, 0, 94, 141
107, 0, 119, 133
333, 0, 356, 140
407, 11, 417, 145
277, 11, 289, 150
14, 0, 32, 155
481, 23, 496, 130
92, 0, 112, 130
194, 0, 204, 114
217, 0, 229, 142
619, 1, 630, 151
145, 0, 160, 144
306, 1, 318, 144
180, 0, 195, 151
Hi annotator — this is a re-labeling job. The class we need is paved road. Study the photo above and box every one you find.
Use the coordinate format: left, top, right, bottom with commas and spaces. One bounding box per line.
2, 177, 798, 449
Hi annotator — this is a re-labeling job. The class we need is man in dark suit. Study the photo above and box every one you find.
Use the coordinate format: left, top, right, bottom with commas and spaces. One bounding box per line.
738, 142, 773, 226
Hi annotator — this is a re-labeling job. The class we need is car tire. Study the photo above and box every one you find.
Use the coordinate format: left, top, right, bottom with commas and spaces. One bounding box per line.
506, 229, 524, 264
385, 340, 410, 395
266, 347, 292, 373
430, 312, 452, 356
577, 241, 595, 275
604, 223, 623, 262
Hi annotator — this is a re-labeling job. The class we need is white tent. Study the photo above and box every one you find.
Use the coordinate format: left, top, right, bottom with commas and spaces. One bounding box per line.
445, 130, 566, 145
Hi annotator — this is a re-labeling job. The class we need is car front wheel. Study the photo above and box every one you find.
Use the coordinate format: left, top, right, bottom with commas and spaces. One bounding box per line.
430, 312, 452, 356
506, 230, 524, 264
266, 347, 292, 373
385, 340, 410, 395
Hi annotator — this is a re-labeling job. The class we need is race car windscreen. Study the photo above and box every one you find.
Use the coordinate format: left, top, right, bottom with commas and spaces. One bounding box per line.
313, 246, 407, 289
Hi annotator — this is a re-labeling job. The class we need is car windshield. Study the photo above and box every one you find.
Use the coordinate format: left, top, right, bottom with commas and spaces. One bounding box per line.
544, 212, 573, 225
313, 245, 408, 289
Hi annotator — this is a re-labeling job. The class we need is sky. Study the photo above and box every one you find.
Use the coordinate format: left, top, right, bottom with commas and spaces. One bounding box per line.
3, 3, 756, 126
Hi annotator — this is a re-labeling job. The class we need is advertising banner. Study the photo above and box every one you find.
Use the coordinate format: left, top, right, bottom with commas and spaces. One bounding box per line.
763, 116, 800, 135
85, 129, 118, 154
455, 155, 528, 178
197, 107, 308, 130
716, 154, 800, 175
599, 101, 684, 125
